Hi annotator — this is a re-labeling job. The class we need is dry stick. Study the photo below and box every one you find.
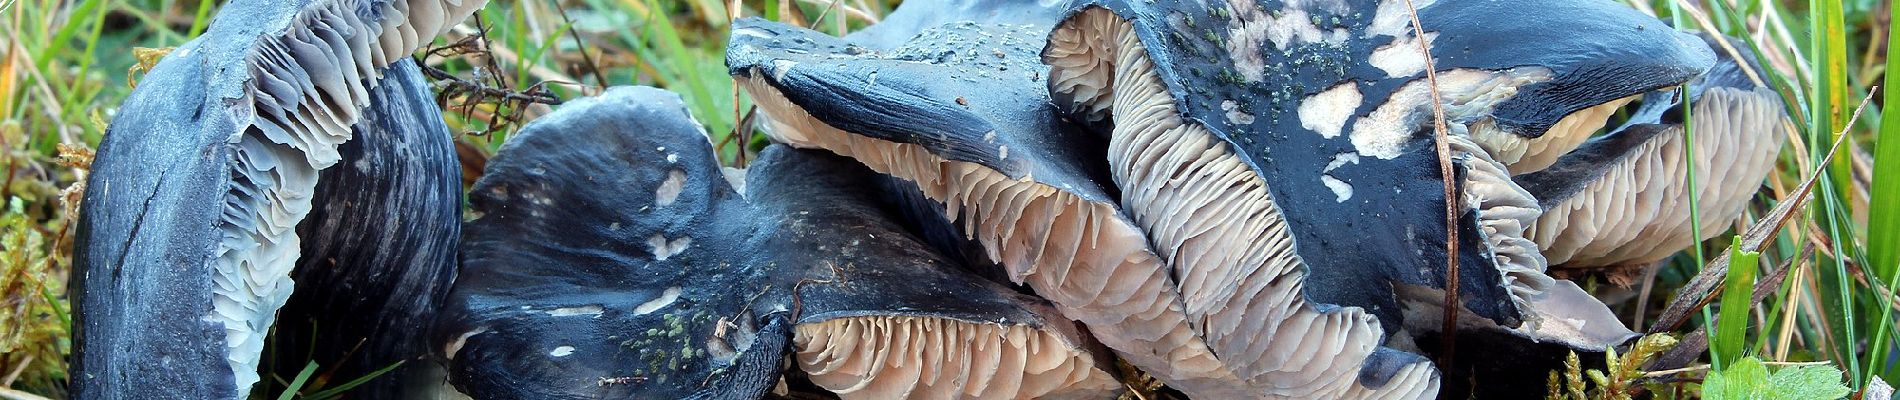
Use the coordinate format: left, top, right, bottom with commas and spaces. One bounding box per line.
1649, 89, 1876, 334
1398, 0, 1461, 366
1633, 259, 1669, 330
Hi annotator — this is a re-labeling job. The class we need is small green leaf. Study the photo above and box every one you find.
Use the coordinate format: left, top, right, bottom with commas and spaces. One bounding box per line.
1704, 357, 1770, 400
1768, 364, 1852, 400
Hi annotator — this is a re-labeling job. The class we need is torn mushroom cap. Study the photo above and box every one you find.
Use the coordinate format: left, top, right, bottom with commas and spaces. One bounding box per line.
729, 18, 1434, 398
1522, 33, 1788, 269
73, 0, 484, 397
1043, 0, 1709, 395
435, 86, 1119, 400
1045, 0, 1712, 333
731, 19, 1228, 397
270, 58, 462, 399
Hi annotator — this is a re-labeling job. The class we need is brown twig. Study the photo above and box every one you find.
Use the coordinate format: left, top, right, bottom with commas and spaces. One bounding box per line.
1399, 0, 1461, 366
552, 1, 608, 92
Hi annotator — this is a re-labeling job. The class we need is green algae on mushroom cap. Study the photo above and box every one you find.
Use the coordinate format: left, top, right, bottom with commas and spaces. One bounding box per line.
72, 0, 483, 397
1041, 0, 1713, 397
435, 86, 1120, 400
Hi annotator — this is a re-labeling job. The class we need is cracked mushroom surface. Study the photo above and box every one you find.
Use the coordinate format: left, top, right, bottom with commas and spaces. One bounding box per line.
728, 17, 1279, 397
1040, 0, 1714, 397
1521, 33, 1790, 269
435, 86, 1120, 400
72, 0, 483, 397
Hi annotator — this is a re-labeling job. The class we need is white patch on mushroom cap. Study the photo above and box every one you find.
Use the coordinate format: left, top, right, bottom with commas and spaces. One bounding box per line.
1368, 32, 1436, 78
1367, 0, 1439, 38
1321, 176, 1355, 202
546, 305, 604, 317
1299, 82, 1363, 139
444, 327, 490, 361
1225, 0, 1343, 82
1221, 100, 1256, 126
1351, 68, 1552, 159
646, 235, 692, 261
1320, 152, 1362, 203
655, 169, 687, 206
549, 346, 576, 357
633, 286, 683, 315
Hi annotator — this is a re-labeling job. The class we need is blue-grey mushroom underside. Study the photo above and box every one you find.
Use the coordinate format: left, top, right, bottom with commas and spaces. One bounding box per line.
1521, 33, 1790, 270
1039, 0, 1714, 397
730, 16, 1336, 399
434, 86, 1120, 400
71, 0, 483, 397
269, 58, 462, 399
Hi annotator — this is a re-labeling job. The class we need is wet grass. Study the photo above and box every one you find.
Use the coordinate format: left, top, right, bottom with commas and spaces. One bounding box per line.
0, 0, 1893, 398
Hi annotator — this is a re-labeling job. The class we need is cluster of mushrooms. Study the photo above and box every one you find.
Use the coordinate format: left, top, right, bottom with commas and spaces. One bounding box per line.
71, 0, 1789, 398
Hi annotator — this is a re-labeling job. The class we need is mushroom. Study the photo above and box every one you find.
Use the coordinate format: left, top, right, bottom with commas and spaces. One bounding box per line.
1521, 33, 1789, 269
728, 17, 1287, 397
72, 0, 482, 397
435, 86, 1120, 399
1038, 0, 1712, 397
841, 0, 1067, 50
267, 58, 463, 398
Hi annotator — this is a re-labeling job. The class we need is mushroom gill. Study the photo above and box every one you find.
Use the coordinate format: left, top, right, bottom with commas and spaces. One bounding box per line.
74, 0, 483, 397
1522, 34, 1789, 269
1042, 0, 1714, 397
269, 59, 462, 398
435, 87, 1119, 400
728, 18, 1255, 397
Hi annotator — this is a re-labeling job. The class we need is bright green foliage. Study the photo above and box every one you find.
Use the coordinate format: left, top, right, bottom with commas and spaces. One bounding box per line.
1703, 357, 1850, 400
1714, 237, 1761, 368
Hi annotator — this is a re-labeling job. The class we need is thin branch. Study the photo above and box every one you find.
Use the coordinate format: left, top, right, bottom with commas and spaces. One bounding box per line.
1399, 0, 1461, 366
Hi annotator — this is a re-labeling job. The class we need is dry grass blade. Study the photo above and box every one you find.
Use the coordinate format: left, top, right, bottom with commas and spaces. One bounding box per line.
1649, 89, 1876, 333
1398, 0, 1461, 365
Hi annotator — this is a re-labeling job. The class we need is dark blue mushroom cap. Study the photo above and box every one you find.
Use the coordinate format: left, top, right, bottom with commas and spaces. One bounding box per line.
72, 0, 482, 396
436, 86, 1118, 399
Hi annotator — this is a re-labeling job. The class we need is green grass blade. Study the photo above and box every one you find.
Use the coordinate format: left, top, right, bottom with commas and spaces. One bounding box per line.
1716, 237, 1762, 368
303, 360, 407, 400
1866, 0, 1900, 383
277, 361, 320, 400
1807, 0, 1862, 386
